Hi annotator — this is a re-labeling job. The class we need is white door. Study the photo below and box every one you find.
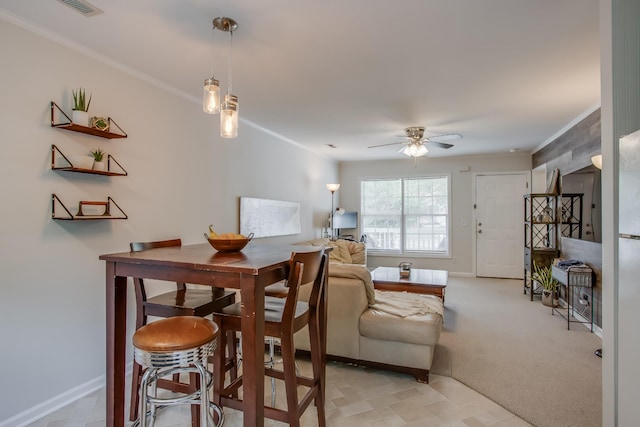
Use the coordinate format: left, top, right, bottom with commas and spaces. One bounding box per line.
475, 173, 527, 278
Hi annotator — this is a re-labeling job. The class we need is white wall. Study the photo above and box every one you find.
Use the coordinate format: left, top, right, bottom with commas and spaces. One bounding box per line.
339, 153, 532, 274
0, 18, 337, 424
600, 0, 640, 425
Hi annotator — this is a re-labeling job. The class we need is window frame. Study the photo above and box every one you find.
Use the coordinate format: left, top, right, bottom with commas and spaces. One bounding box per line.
360, 174, 451, 258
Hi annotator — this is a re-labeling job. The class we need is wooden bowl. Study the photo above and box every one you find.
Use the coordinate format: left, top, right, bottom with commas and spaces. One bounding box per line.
204, 233, 253, 252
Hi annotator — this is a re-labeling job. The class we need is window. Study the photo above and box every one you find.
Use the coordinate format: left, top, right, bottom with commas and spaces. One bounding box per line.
361, 176, 450, 256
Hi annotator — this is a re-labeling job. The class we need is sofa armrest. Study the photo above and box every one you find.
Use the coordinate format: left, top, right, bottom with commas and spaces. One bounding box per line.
294, 276, 368, 359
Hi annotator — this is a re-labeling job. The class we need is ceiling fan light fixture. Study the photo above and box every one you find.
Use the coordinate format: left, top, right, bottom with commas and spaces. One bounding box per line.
403, 143, 428, 157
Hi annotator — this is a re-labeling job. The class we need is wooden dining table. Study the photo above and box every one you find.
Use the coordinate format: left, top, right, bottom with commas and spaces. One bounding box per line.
99, 241, 328, 427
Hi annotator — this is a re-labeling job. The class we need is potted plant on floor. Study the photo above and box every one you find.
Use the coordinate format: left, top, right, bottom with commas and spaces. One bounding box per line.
90, 148, 106, 171
532, 261, 558, 307
72, 88, 92, 126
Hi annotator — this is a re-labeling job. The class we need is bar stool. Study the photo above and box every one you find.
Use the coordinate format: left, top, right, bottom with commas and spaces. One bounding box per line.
133, 316, 224, 427
128, 238, 238, 422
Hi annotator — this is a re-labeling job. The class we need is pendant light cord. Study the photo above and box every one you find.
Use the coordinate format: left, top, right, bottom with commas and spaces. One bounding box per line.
210, 25, 215, 77
227, 28, 233, 95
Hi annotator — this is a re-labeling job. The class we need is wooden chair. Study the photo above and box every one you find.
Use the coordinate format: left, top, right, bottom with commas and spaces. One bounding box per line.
128, 238, 237, 424
213, 249, 327, 427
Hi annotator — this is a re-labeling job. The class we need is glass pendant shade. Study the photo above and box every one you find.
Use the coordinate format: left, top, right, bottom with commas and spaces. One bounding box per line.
220, 94, 239, 138
203, 78, 220, 114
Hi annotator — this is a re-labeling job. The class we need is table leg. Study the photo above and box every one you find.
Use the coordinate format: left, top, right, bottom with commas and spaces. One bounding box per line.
106, 262, 128, 427
239, 275, 265, 427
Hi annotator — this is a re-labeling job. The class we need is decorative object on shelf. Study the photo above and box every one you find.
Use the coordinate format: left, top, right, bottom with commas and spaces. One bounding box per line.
326, 183, 340, 239
90, 148, 106, 171
51, 194, 127, 220
72, 88, 91, 126
399, 262, 412, 278
77, 200, 110, 217
90, 116, 109, 132
202, 17, 239, 138
51, 144, 128, 176
70, 154, 94, 170
532, 261, 558, 307
546, 168, 560, 194
50, 102, 127, 138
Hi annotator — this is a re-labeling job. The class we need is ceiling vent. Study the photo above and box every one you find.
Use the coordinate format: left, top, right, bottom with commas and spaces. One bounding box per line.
56, 0, 103, 17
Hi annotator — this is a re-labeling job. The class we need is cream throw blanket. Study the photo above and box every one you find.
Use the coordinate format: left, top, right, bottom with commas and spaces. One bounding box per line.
328, 262, 444, 318
372, 290, 444, 318
328, 262, 376, 304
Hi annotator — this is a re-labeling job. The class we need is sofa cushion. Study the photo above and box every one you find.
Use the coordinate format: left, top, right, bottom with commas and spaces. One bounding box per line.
343, 240, 366, 265
359, 306, 442, 346
328, 239, 353, 263
296, 238, 330, 247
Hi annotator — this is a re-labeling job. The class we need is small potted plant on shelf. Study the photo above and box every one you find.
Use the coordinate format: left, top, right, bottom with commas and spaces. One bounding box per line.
90, 148, 106, 171
532, 261, 559, 307
72, 88, 92, 126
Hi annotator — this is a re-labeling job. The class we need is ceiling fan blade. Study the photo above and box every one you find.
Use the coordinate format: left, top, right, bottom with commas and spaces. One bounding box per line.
428, 141, 454, 149
368, 141, 407, 149
429, 133, 462, 141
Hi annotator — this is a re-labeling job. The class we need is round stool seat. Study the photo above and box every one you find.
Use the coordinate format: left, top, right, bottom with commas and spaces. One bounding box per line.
133, 316, 219, 352
132, 316, 224, 427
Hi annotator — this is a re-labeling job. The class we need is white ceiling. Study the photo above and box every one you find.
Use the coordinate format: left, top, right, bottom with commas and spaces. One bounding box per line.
0, 0, 601, 161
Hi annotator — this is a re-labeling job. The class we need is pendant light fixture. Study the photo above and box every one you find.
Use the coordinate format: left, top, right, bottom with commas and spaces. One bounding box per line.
202, 23, 220, 114
203, 17, 239, 138
217, 17, 238, 138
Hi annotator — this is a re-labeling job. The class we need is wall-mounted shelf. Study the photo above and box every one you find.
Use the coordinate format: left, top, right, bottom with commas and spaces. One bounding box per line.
51, 193, 128, 220
51, 144, 128, 176
50, 102, 127, 139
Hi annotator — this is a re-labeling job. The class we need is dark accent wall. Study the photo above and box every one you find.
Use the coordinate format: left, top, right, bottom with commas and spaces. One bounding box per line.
533, 108, 602, 328
533, 109, 601, 173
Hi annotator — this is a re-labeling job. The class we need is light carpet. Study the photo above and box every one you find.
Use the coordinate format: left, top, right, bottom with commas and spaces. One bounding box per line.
430, 276, 602, 427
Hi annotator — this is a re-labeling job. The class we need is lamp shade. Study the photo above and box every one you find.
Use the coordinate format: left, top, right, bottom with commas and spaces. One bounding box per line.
326, 183, 340, 192
591, 154, 602, 170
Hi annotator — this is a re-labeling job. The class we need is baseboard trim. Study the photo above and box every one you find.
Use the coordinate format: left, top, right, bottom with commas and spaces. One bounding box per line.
1, 362, 134, 427
0, 376, 105, 427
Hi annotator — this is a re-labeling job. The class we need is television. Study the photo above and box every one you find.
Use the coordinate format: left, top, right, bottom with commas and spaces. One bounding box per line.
333, 211, 358, 229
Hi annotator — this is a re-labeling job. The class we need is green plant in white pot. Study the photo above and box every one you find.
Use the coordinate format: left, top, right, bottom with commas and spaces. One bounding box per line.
72, 88, 92, 126
90, 148, 106, 171
532, 261, 559, 307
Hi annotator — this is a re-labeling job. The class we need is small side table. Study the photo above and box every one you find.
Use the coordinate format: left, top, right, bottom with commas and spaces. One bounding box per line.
551, 264, 594, 331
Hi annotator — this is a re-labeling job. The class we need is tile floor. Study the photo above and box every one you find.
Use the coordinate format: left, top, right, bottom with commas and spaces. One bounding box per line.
26, 359, 531, 427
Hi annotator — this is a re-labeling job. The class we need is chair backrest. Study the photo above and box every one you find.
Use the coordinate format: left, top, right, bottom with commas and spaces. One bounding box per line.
281, 249, 327, 327
129, 238, 184, 325
130, 238, 182, 253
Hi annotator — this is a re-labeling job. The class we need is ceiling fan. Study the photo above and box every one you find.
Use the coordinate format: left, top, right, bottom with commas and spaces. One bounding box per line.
368, 126, 462, 157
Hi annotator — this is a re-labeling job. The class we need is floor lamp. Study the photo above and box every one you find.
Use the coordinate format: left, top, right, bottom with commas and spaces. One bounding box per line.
326, 183, 340, 239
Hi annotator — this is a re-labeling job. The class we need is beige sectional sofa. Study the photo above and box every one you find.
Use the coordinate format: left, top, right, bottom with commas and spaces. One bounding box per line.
294, 238, 443, 382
